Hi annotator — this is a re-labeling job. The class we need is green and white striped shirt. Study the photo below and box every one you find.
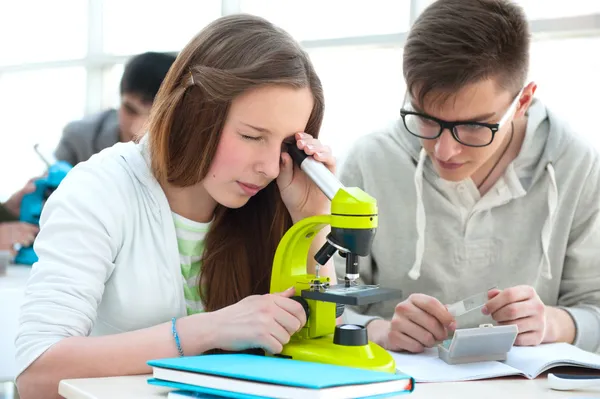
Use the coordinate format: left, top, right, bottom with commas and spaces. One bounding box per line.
172, 212, 211, 315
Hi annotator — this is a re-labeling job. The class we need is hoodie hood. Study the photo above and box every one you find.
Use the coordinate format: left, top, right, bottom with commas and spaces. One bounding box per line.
393, 99, 565, 282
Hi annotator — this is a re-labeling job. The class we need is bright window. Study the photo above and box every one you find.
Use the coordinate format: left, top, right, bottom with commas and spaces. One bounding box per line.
307, 45, 405, 165
0, 0, 87, 66
516, 0, 600, 19
0, 68, 87, 200
529, 36, 600, 148
239, 0, 411, 41
102, 63, 125, 109
102, 0, 222, 55
1, 0, 600, 202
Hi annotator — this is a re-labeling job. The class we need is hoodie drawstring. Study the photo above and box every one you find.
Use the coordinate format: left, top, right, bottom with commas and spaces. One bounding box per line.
407, 153, 557, 282
538, 163, 557, 280
408, 148, 427, 280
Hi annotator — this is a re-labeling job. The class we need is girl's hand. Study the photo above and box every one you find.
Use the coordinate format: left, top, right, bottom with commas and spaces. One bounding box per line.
277, 132, 336, 222
209, 287, 307, 354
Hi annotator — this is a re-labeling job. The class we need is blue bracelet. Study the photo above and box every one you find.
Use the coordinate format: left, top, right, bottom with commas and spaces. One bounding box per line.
172, 317, 184, 357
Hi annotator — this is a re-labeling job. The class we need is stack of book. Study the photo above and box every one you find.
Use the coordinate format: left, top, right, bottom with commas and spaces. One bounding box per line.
147, 353, 414, 398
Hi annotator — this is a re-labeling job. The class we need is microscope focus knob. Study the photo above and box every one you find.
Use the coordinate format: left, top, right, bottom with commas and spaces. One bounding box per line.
333, 324, 368, 346
289, 296, 310, 320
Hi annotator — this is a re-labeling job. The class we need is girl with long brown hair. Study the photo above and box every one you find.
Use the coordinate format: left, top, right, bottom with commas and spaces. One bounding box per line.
15, 14, 335, 398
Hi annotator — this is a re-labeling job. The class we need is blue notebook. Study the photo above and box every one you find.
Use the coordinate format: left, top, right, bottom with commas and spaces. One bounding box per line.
147, 354, 414, 398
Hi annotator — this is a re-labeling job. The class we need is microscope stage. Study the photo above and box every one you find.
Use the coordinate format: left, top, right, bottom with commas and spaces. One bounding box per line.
301, 284, 402, 306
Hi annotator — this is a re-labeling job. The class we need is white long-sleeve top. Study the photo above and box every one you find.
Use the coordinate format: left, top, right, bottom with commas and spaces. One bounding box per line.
15, 135, 188, 378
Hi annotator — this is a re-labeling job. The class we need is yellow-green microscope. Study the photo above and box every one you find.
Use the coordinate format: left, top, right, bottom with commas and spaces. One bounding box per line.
269, 145, 403, 373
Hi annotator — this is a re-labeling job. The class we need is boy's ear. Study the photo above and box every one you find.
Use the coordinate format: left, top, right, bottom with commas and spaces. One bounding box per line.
516, 81, 537, 118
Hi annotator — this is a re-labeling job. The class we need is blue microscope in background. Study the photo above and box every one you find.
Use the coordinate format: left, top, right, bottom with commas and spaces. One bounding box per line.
14, 144, 72, 265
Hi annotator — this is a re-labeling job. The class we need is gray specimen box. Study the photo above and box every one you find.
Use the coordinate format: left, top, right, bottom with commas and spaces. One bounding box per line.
438, 324, 518, 365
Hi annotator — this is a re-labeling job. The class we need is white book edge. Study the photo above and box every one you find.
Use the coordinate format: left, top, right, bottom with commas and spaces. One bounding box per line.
532, 360, 600, 379
153, 366, 411, 399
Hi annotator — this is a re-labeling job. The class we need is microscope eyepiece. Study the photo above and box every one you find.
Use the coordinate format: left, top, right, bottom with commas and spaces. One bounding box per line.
286, 144, 343, 201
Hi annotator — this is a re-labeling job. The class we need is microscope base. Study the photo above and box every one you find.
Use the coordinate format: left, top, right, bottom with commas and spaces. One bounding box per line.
278, 334, 396, 373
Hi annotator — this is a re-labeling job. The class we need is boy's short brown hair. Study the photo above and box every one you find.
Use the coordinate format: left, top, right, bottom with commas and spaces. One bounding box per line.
404, 0, 530, 106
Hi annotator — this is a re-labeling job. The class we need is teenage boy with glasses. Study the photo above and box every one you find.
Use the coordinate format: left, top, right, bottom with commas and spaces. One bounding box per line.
335, 0, 600, 354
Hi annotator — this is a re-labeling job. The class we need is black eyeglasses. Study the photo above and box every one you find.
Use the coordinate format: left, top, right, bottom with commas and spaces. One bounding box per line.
399, 110, 501, 147
400, 88, 523, 148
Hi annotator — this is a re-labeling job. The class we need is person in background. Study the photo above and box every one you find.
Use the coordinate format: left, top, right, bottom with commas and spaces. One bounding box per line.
54, 51, 176, 166
336, 0, 600, 354
16, 14, 335, 398
0, 180, 38, 255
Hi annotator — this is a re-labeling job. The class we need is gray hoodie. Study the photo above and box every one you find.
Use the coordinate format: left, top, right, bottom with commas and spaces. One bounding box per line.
54, 109, 120, 166
334, 99, 600, 353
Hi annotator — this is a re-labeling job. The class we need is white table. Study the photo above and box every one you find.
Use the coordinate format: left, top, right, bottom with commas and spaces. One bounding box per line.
0, 264, 30, 382
58, 373, 600, 399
